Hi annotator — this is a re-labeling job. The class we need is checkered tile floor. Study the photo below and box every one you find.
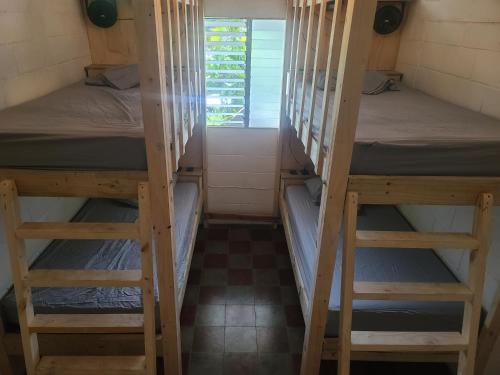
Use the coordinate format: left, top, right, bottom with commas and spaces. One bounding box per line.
174, 224, 452, 375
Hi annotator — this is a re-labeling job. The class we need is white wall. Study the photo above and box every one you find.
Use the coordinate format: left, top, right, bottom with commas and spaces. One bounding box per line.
0, 0, 90, 296
207, 127, 279, 216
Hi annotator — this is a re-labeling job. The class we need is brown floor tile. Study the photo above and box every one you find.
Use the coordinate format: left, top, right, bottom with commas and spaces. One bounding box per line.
181, 327, 194, 353
251, 227, 273, 241
187, 269, 201, 285
254, 269, 279, 285
228, 268, 253, 285
208, 228, 229, 241
189, 353, 223, 375
253, 254, 277, 268
204, 253, 228, 268
225, 304, 256, 326
257, 353, 293, 375
226, 286, 254, 305
257, 327, 290, 353
196, 305, 226, 326
228, 227, 251, 242
229, 241, 251, 254
279, 269, 295, 286
285, 305, 304, 327
254, 286, 282, 305
192, 326, 225, 353
287, 327, 305, 353
206, 241, 228, 254
275, 241, 288, 254
200, 269, 228, 286
251, 241, 275, 253
255, 305, 286, 327
228, 254, 252, 269
225, 327, 257, 353
199, 286, 226, 305
194, 240, 205, 253
183, 285, 200, 306
181, 305, 197, 327
281, 286, 300, 306
223, 353, 257, 375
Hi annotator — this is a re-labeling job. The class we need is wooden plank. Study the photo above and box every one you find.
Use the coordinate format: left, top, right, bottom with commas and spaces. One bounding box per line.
300, 1, 378, 374
172, 0, 186, 155
138, 183, 157, 375
0, 169, 146, 198
458, 193, 494, 375
16, 223, 140, 240
314, 0, 343, 177
182, 0, 194, 138
355, 231, 479, 250
353, 282, 473, 302
348, 176, 500, 206
274, 0, 295, 217
36, 356, 146, 375
297, 0, 317, 140
304, 0, 328, 157
290, 0, 307, 132
133, 0, 182, 373
338, 192, 358, 375
476, 288, 500, 375
286, 1, 300, 118
301, 0, 377, 375
27, 270, 143, 288
0, 180, 39, 375
29, 315, 144, 334
351, 331, 468, 353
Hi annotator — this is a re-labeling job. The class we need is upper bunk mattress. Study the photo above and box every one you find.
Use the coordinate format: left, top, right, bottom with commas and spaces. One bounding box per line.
295, 82, 500, 176
285, 184, 463, 337
0, 182, 198, 325
0, 81, 147, 170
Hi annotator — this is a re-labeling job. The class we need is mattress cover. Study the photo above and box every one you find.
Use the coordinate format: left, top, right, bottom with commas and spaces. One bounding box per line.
294, 82, 500, 176
285, 185, 464, 337
1, 182, 198, 325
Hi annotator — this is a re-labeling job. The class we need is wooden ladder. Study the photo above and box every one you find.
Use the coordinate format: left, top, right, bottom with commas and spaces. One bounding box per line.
338, 191, 494, 375
0, 180, 157, 375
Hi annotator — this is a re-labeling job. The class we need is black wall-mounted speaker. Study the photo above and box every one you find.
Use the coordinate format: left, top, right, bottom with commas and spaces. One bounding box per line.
374, 5, 403, 35
85, 0, 118, 28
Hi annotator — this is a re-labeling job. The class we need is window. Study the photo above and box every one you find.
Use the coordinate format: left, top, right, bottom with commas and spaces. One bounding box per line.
205, 18, 286, 128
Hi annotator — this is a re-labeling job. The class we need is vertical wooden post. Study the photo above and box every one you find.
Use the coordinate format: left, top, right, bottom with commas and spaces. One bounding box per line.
274, 0, 295, 217
290, 0, 307, 133
286, 1, 299, 118
458, 193, 494, 375
337, 192, 358, 375
476, 288, 500, 375
297, 0, 316, 140
138, 183, 157, 375
305, 0, 328, 157
133, 1, 182, 374
162, 0, 180, 171
173, 0, 186, 154
0, 181, 39, 375
300, 1, 377, 374
315, 0, 342, 175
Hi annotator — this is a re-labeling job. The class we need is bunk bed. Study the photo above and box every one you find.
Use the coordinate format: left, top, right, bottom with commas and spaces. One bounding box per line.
0, 0, 205, 374
279, 0, 500, 374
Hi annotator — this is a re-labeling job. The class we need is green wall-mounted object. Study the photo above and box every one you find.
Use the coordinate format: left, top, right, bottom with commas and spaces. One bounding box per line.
86, 0, 118, 28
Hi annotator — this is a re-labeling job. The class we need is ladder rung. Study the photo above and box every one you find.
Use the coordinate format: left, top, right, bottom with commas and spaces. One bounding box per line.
353, 282, 473, 302
351, 331, 468, 352
16, 222, 140, 240
356, 231, 479, 250
29, 314, 144, 334
27, 270, 143, 288
36, 356, 146, 375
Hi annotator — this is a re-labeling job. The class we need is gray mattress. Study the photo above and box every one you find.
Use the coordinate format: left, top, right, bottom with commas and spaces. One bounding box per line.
285, 185, 463, 337
1, 182, 198, 325
0, 81, 147, 170
294, 82, 500, 176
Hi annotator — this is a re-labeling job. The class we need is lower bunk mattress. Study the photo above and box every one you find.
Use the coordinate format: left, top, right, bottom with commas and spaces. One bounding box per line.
285, 184, 464, 337
0, 182, 199, 326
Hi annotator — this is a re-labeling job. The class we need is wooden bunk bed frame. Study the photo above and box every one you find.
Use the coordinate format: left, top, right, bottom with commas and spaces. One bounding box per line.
0, 0, 205, 374
280, 0, 500, 374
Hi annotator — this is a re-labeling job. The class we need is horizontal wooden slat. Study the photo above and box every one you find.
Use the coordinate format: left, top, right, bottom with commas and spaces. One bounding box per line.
16, 223, 140, 240
29, 314, 144, 334
27, 270, 142, 288
0, 169, 147, 198
351, 331, 468, 352
353, 282, 473, 302
348, 175, 500, 206
355, 231, 479, 250
36, 356, 146, 375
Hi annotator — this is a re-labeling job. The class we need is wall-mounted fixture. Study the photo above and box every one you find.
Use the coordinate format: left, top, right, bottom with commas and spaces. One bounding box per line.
84, 0, 118, 28
374, 4, 404, 35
